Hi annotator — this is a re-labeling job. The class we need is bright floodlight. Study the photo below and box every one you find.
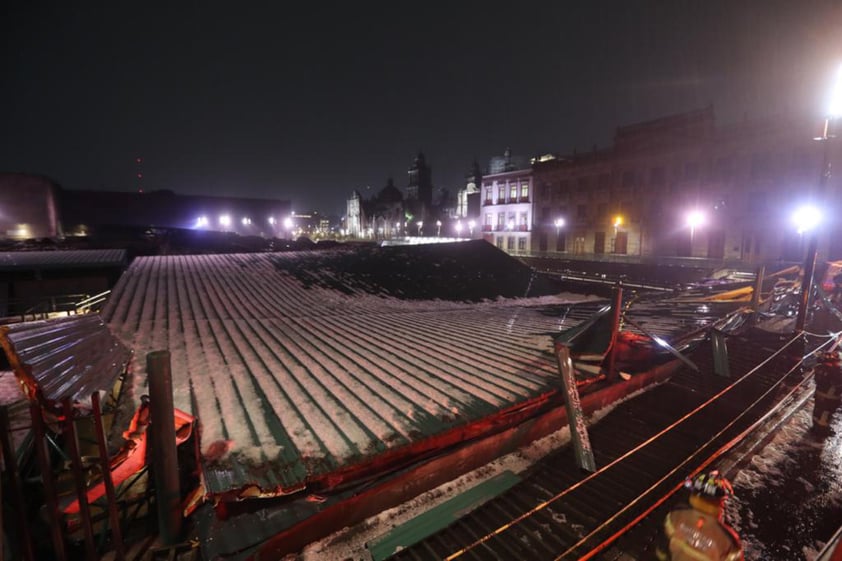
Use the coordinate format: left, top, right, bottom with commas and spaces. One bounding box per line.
241, 217, 251, 226
554, 218, 565, 228
196, 215, 209, 228
686, 210, 705, 229
268, 216, 276, 225
219, 214, 231, 227
455, 221, 463, 233
829, 64, 842, 118
283, 217, 293, 229
792, 205, 821, 234
613, 215, 623, 228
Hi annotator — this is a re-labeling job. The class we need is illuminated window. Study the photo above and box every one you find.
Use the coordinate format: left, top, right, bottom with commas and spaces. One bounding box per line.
509, 184, 517, 200
520, 182, 529, 199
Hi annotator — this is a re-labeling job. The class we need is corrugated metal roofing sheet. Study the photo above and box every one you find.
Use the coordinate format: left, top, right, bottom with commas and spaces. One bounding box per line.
101, 244, 587, 499
0, 249, 127, 270
0, 314, 131, 412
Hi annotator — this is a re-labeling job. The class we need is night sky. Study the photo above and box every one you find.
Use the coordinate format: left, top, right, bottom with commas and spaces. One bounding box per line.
3, 1, 842, 215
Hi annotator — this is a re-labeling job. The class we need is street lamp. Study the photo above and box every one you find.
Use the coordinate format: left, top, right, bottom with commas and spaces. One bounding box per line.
794, 64, 841, 331
686, 210, 705, 243
455, 221, 463, 236
793, 204, 822, 332
417, 221, 423, 236
468, 219, 476, 236
436, 220, 442, 237
792, 205, 821, 236
554, 218, 565, 236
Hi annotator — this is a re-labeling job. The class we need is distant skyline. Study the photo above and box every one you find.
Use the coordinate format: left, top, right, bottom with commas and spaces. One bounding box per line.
3, 1, 842, 214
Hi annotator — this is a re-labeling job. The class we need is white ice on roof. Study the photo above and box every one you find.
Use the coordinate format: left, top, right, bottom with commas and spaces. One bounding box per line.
103, 252, 596, 490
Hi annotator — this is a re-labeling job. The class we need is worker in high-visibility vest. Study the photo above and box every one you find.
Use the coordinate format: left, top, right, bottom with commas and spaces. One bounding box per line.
813, 350, 842, 436
656, 470, 744, 561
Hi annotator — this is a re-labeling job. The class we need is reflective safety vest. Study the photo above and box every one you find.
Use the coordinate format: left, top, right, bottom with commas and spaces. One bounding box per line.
660, 506, 743, 561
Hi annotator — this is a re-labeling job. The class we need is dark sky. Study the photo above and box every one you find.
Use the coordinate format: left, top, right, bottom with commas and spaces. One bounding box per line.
3, 1, 842, 215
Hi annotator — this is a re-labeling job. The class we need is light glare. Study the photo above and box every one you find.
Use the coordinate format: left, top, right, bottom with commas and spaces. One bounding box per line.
686, 210, 705, 228
792, 205, 821, 234
830, 64, 842, 118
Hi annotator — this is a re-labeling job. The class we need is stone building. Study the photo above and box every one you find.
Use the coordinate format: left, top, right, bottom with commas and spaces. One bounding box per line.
531, 107, 841, 264
479, 149, 534, 253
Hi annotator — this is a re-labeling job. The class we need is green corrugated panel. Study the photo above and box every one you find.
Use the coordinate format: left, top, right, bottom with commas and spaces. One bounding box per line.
366, 470, 521, 561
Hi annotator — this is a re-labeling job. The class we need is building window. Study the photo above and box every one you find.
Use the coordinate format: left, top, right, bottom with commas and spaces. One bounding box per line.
497, 184, 505, 203
598, 173, 611, 188
496, 236, 504, 248
507, 236, 515, 250
614, 231, 628, 254
520, 182, 529, 200
517, 237, 526, 251
577, 204, 588, 219
747, 191, 768, 211
556, 232, 566, 252
714, 157, 733, 181
594, 231, 606, 254
509, 183, 517, 201
519, 212, 528, 230
497, 212, 505, 229
650, 167, 665, 186
540, 207, 550, 222
484, 186, 493, 203
596, 203, 608, 219
750, 153, 771, 179
507, 212, 516, 229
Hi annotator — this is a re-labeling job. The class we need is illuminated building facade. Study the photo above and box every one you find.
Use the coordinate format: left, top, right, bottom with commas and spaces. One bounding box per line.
531, 107, 842, 264
480, 149, 534, 253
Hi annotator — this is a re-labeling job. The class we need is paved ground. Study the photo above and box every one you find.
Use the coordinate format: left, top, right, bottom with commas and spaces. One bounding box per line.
728, 393, 842, 561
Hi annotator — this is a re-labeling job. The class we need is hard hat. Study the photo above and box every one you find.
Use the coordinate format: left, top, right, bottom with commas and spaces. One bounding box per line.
685, 470, 734, 498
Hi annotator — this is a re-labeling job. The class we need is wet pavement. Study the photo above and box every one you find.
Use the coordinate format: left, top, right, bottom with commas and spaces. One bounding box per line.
728, 395, 842, 561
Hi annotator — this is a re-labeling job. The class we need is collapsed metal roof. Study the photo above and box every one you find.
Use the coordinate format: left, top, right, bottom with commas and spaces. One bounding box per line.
100, 242, 742, 504
101, 242, 589, 500
0, 314, 131, 411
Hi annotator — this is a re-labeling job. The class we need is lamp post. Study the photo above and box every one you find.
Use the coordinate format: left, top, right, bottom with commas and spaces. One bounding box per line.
283, 216, 293, 240
416, 221, 423, 236
468, 219, 476, 237
686, 210, 704, 244
794, 205, 822, 332
795, 65, 841, 332
554, 218, 565, 252
436, 220, 442, 237
455, 221, 463, 237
